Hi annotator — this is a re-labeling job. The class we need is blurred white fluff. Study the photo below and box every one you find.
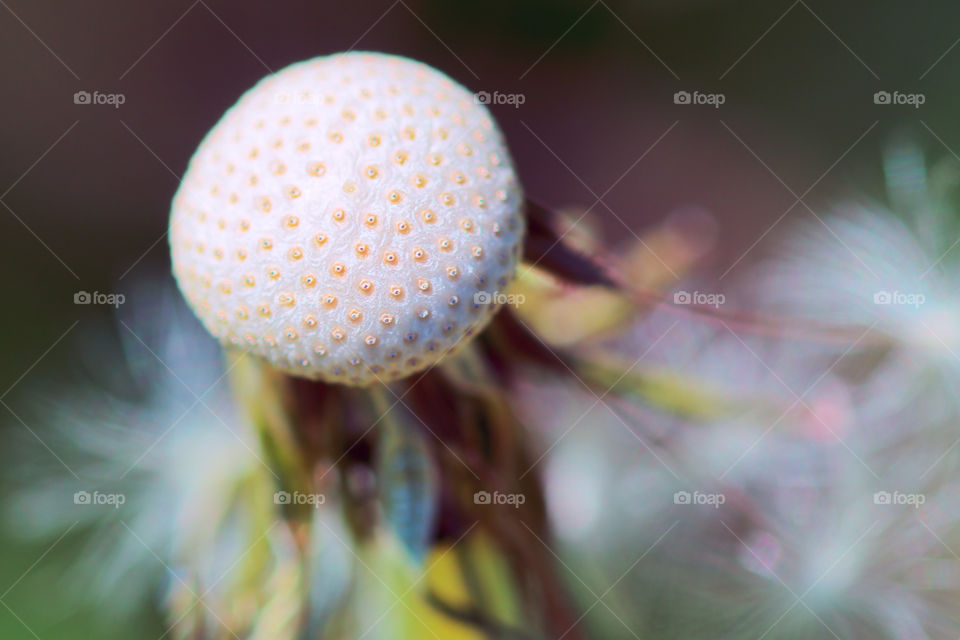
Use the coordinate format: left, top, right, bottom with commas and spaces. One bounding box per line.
3, 280, 292, 624
751, 141, 960, 360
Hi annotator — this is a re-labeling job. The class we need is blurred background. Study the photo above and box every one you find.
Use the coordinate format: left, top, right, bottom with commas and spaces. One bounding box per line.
3, 0, 960, 638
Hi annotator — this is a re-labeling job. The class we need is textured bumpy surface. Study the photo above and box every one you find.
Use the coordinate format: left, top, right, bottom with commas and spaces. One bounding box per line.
170, 52, 525, 385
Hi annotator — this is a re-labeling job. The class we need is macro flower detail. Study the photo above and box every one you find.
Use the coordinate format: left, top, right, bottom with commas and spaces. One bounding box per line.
170, 52, 525, 385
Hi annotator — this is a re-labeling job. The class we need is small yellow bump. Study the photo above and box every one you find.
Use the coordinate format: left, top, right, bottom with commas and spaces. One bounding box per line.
355, 243, 370, 257
256, 197, 272, 213
303, 315, 318, 328
285, 328, 298, 341
383, 251, 398, 265
421, 209, 436, 224
308, 162, 326, 177
413, 248, 427, 262
368, 134, 381, 147
236, 307, 249, 320
417, 307, 430, 319
446, 266, 459, 278
364, 213, 378, 227
302, 274, 317, 287
348, 308, 363, 322
331, 262, 346, 276
461, 219, 474, 231
219, 281, 231, 294
271, 161, 287, 175
365, 335, 378, 346
284, 215, 299, 228
332, 209, 346, 222
417, 278, 431, 292
440, 193, 455, 206
237, 249, 247, 261
380, 314, 395, 326
268, 267, 281, 279
342, 109, 356, 121
390, 285, 404, 297
394, 151, 408, 165
240, 219, 250, 231
288, 247, 303, 260
457, 143, 472, 156
314, 232, 327, 246
439, 238, 453, 251
472, 246, 483, 258
249, 175, 259, 186
343, 181, 356, 194
323, 294, 338, 307
396, 220, 411, 234
261, 238, 273, 250
451, 171, 466, 185
332, 328, 345, 341
365, 165, 379, 179
329, 131, 343, 143
258, 304, 271, 317
287, 186, 302, 199
358, 279, 374, 293
314, 345, 327, 356
402, 126, 416, 140
244, 275, 255, 287
428, 153, 442, 166
279, 293, 295, 306
297, 141, 310, 152
413, 174, 427, 188
473, 195, 486, 208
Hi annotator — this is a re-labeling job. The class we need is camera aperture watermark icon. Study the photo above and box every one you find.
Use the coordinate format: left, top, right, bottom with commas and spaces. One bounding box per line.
75, 291, 125, 308
673, 290, 725, 308
474, 290, 525, 308
74, 490, 126, 509
674, 490, 726, 509
873, 90, 925, 108
674, 90, 725, 109
474, 91, 525, 109
474, 490, 526, 508
274, 490, 326, 508
873, 290, 925, 308
74, 90, 125, 109
873, 491, 925, 509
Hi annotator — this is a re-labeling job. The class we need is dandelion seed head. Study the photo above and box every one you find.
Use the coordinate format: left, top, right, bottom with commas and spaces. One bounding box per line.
169, 52, 524, 385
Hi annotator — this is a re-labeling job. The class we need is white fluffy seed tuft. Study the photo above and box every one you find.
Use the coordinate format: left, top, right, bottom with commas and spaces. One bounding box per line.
169, 52, 525, 385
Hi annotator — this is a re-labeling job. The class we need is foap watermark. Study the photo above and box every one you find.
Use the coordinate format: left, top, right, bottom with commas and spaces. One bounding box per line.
75, 291, 125, 308
873, 290, 925, 308
74, 90, 126, 108
674, 290, 725, 308
874, 490, 925, 509
474, 91, 525, 108
274, 91, 324, 107
74, 490, 126, 509
674, 490, 726, 509
674, 90, 725, 108
274, 490, 326, 508
474, 490, 526, 508
873, 90, 925, 108
474, 290, 525, 307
